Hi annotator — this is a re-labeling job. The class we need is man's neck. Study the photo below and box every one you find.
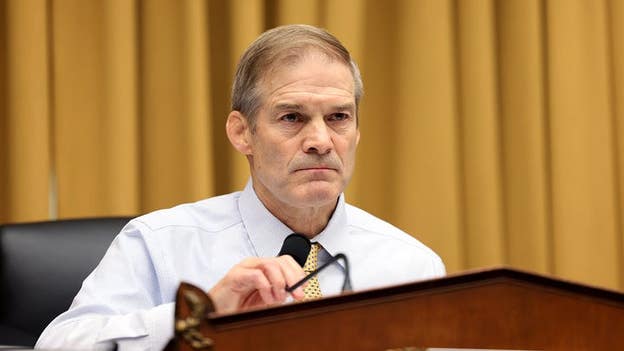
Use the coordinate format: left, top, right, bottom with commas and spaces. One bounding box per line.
252, 184, 338, 239
273, 204, 336, 238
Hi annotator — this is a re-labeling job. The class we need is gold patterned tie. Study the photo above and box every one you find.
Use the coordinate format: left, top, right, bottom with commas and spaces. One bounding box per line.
303, 243, 323, 300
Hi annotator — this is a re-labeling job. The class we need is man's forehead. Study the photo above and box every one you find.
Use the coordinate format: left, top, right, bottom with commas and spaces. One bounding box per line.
265, 75, 354, 101
261, 50, 354, 88
276, 47, 340, 69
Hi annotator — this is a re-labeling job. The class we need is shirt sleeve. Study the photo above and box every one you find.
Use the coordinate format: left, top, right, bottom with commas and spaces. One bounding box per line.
35, 222, 176, 351
432, 254, 446, 277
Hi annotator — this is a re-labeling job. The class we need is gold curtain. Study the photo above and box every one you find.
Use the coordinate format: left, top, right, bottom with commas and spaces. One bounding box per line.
1, 0, 623, 291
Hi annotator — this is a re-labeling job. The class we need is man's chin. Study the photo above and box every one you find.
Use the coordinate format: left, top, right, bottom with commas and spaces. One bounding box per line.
293, 183, 342, 207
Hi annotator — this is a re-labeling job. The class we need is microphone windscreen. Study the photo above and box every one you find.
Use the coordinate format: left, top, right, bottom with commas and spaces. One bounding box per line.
277, 233, 311, 267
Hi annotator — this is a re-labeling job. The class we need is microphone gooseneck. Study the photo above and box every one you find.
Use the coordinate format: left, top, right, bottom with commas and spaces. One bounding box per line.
286, 252, 352, 293
277, 233, 311, 267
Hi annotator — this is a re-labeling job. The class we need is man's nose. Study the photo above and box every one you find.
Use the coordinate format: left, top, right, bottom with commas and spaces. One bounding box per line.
302, 119, 332, 154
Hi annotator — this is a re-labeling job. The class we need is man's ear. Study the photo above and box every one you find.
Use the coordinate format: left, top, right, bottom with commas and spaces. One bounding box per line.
226, 111, 252, 155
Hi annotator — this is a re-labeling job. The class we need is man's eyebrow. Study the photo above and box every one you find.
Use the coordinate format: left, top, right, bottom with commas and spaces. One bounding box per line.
334, 103, 356, 111
272, 102, 356, 112
273, 103, 304, 111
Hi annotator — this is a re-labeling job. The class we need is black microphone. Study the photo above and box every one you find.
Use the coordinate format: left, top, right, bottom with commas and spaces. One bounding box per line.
277, 233, 311, 267
285, 247, 352, 294
278, 234, 353, 294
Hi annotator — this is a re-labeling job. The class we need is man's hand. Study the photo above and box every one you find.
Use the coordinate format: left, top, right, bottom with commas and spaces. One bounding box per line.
208, 256, 307, 313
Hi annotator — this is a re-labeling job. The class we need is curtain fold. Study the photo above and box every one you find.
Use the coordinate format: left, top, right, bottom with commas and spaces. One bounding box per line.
139, 0, 213, 212
546, 0, 619, 288
1, 0, 623, 290
610, 0, 624, 289
394, 0, 464, 272
2, 0, 51, 222
456, 0, 505, 268
227, 0, 263, 190
497, 0, 552, 275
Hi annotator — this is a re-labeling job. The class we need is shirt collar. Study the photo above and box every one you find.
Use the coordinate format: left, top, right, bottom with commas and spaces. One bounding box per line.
239, 179, 356, 263
239, 180, 294, 258
312, 193, 357, 269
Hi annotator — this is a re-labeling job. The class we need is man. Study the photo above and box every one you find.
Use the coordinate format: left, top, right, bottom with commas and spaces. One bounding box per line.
36, 24, 444, 350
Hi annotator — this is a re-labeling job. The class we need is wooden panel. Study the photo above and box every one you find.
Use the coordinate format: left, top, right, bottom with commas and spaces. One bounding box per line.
192, 268, 624, 350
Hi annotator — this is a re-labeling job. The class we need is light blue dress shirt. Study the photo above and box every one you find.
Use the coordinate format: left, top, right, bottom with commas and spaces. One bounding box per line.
36, 180, 445, 350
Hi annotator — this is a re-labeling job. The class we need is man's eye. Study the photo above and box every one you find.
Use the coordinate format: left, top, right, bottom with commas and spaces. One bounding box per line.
280, 113, 299, 122
330, 113, 349, 121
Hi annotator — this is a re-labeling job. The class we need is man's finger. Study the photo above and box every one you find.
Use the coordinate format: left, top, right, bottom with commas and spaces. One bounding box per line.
239, 268, 275, 305
277, 255, 307, 300
258, 260, 288, 302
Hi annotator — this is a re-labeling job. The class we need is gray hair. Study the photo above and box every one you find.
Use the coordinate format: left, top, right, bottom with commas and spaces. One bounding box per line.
231, 24, 363, 127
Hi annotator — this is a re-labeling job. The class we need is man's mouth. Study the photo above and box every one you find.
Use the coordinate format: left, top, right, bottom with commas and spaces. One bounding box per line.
295, 166, 335, 172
